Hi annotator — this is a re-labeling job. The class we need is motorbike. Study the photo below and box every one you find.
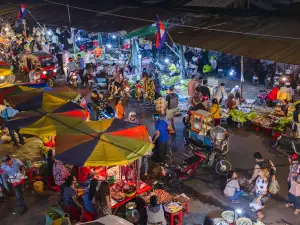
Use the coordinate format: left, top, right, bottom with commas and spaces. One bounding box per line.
87, 103, 115, 121
228, 67, 237, 80
87, 74, 95, 89
160, 147, 232, 188
272, 135, 300, 157
68, 71, 78, 88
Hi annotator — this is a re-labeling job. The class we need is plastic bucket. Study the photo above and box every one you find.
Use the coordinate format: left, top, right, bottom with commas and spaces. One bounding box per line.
33, 181, 44, 193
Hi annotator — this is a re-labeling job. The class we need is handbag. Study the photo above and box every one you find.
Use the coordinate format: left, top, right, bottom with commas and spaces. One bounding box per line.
268, 180, 280, 194
289, 180, 300, 197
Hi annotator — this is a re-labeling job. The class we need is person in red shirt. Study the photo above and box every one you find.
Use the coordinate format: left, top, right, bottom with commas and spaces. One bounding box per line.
267, 86, 279, 101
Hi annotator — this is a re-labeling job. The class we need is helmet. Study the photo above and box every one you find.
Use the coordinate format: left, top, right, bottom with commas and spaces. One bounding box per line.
152, 113, 160, 120
234, 85, 239, 90
68, 57, 73, 62
290, 153, 299, 161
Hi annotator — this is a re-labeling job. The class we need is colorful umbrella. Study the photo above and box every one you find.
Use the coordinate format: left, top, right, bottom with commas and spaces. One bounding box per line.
5, 101, 87, 131
53, 118, 154, 166
0, 84, 42, 104
5, 89, 79, 111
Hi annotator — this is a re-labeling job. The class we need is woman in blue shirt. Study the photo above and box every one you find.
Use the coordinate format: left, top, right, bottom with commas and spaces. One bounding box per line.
82, 179, 98, 222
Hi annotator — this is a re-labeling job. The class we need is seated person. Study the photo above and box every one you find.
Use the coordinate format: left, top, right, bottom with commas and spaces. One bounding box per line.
226, 93, 237, 110
98, 91, 108, 110
146, 195, 166, 225
275, 99, 288, 117
91, 90, 100, 120
223, 171, 245, 203
63, 176, 84, 221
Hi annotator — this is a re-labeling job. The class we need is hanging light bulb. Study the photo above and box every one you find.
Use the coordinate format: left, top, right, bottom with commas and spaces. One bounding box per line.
164, 58, 169, 63
107, 44, 112, 48
112, 35, 116, 39
138, 54, 142, 59
47, 30, 52, 35
4, 27, 9, 32
77, 37, 81, 41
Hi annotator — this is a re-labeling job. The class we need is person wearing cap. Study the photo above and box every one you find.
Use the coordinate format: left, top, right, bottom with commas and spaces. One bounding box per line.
152, 114, 169, 164
1, 155, 27, 214
286, 154, 300, 214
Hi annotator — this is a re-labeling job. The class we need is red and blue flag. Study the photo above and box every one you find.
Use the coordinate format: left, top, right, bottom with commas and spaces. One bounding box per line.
156, 16, 166, 50
18, 4, 27, 20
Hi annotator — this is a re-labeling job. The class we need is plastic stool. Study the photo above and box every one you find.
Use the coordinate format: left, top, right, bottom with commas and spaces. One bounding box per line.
169, 210, 183, 225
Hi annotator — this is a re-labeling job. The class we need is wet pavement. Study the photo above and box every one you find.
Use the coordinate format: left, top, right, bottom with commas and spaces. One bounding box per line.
1, 76, 300, 225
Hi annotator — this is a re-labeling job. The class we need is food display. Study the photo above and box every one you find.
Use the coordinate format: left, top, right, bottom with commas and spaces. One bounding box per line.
123, 184, 137, 197
221, 210, 236, 223
143, 189, 172, 204
251, 116, 273, 128
235, 218, 253, 225
164, 202, 182, 213
111, 191, 125, 201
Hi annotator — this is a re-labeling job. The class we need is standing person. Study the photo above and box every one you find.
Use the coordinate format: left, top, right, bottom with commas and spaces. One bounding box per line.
115, 98, 125, 120
152, 114, 169, 164
248, 152, 276, 187
77, 54, 85, 87
212, 83, 226, 104
210, 98, 221, 126
52, 158, 70, 203
252, 168, 270, 220
226, 93, 237, 110
154, 69, 161, 94
95, 181, 112, 217
146, 75, 155, 104
198, 79, 210, 99
67, 57, 76, 84
1, 155, 27, 214
292, 103, 300, 138
146, 195, 166, 225
165, 86, 178, 132
286, 154, 300, 214
1, 105, 24, 147
188, 75, 197, 101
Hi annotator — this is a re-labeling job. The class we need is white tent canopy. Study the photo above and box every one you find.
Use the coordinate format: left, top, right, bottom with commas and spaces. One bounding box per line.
80, 215, 133, 225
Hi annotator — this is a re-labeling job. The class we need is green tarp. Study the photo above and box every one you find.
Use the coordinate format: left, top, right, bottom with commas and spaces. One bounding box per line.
123, 23, 168, 39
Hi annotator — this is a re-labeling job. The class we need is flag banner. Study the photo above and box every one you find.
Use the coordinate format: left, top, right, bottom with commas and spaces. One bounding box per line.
18, 4, 27, 20
156, 16, 166, 50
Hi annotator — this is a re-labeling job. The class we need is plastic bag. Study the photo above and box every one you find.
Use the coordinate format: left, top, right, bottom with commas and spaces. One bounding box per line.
268, 180, 280, 194
46, 207, 71, 225
249, 197, 263, 212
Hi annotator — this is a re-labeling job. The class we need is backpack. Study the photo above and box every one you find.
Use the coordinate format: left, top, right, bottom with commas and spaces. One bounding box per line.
168, 93, 178, 109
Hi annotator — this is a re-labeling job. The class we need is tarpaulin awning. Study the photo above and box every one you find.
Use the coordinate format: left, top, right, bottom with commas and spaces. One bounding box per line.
168, 15, 300, 64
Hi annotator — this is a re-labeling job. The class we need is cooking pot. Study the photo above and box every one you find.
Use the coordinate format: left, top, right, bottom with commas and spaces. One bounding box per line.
209, 126, 226, 140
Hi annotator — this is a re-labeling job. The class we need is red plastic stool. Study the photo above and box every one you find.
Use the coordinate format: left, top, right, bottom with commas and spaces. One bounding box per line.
169, 210, 183, 225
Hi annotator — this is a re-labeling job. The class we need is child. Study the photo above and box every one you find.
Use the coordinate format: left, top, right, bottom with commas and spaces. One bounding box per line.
224, 171, 245, 203
136, 80, 143, 102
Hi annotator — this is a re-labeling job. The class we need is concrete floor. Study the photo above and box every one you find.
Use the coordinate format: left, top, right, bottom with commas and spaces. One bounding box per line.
1, 78, 300, 225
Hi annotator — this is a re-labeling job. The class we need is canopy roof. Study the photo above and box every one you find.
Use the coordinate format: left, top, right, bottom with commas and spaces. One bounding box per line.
0, 3, 177, 33
168, 15, 300, 64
